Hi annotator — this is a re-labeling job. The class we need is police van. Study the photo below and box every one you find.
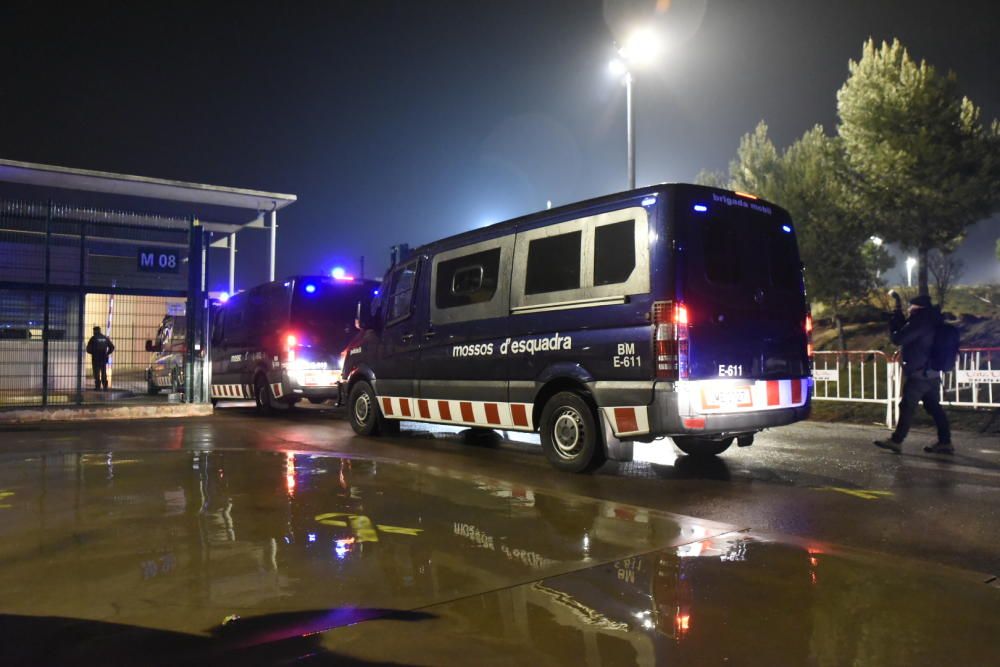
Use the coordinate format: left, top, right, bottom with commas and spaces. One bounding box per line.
211, 275, 379, 414
343, 184, 812, 472
145, 310, 187, 394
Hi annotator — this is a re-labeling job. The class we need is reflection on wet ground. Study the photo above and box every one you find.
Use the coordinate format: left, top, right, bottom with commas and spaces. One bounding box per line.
0, 449, 997, 665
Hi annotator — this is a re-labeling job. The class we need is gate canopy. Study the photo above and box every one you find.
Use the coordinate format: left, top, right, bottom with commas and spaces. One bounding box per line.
0, 158, 296, 233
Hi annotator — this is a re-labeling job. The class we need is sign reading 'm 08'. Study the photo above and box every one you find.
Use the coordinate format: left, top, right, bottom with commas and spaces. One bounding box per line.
137, 247, 180, 273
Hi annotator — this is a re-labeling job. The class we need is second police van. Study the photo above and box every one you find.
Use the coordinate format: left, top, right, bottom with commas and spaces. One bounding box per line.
342, 184, 812, 472
211, 275, 379, 414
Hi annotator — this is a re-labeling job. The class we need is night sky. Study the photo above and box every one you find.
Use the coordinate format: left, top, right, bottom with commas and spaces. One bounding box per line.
1, 0, 997, 290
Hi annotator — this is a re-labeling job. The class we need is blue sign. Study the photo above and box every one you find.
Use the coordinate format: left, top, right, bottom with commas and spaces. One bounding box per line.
138, 248, 180, 273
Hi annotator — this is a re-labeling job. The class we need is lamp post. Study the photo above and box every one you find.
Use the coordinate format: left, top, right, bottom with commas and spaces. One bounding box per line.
906, 256, 917, 287
609, 27, 662, 190
869, 236, 883, 278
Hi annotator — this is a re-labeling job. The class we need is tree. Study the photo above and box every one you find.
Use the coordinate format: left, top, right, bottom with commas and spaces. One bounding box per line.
927, 249, 964, 310
837, 38, 1000, 297
717, 122, 892, 350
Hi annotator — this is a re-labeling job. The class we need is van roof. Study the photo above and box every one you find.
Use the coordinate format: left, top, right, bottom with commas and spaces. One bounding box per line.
398, 182, 793, 265
403, 184, 669, 261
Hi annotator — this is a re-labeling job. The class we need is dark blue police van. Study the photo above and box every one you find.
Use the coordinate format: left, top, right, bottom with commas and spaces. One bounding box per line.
342, 184, 812, 471
211, 275, 379, 414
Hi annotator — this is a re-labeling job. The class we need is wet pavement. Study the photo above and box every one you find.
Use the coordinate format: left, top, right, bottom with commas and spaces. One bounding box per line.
0, 421, 999, 665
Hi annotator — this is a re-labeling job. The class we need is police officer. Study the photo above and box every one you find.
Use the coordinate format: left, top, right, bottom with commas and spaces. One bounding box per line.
874, 293, 953, 454
86, 326, 115, 391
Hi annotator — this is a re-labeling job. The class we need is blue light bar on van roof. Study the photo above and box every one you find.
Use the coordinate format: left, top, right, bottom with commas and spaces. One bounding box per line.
304, 283, 317, 294
693, 204, 708, 213
641, 196, 657, 207
782, 225, 792, 233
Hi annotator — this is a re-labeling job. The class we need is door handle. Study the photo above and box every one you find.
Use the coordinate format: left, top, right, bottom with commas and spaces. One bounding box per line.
423, 330, 436, 339
401, 333, 414, 343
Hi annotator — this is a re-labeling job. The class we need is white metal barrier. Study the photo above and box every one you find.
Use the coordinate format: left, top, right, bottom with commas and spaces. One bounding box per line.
941, 347, 1000, 409
811, 351, 896, 427
812, 348, 999, 428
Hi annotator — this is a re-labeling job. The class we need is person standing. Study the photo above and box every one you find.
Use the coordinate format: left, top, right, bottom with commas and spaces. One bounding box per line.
874, 294, 953, 454
86, 326, 115, 391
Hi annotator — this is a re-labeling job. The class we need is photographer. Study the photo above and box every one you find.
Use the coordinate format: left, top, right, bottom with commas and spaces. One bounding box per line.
873, 292, 953, 454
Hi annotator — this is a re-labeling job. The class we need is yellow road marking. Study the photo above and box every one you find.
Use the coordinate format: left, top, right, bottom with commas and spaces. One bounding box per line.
314, 512, 422, 538
820, 487, 894, 500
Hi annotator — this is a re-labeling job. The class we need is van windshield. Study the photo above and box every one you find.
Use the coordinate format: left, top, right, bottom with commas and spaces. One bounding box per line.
290, 281, 363, 330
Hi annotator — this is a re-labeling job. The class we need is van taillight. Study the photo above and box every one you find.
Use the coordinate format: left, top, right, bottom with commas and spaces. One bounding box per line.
805, 314, 814, 358
653, 301, 689, 381
285, 333, 297, 362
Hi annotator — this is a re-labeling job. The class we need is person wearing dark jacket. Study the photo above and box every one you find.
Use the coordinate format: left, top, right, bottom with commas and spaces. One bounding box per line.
874, 294, 953, 454
86, 326, 115, 391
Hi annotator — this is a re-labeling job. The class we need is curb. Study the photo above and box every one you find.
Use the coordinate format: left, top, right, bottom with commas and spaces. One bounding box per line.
0, 403, 214, 424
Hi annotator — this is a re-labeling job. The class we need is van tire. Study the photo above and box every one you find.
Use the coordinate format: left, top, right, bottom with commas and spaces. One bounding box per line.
255, 377, 274, 417
539, 392, 606, 473
673, 436, 734, 458
348, 381, 397, 436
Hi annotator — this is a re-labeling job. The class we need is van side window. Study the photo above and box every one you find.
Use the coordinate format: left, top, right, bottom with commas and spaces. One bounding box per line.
386, 263, 417, 323
436, 248, 501, 309
594, 220, 635, 286
525, 230, 581, 295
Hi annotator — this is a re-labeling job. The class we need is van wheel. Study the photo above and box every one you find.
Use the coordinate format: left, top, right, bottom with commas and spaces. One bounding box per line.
348, 381, 398, 436
539, 392, 606, 473
255, 377, 274, 417
673, 436, 734, 458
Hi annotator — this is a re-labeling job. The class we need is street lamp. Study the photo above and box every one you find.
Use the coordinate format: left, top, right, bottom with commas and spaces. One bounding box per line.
906, 256, 917, 287
869, 236, 883, 278
610, 27, 663, 190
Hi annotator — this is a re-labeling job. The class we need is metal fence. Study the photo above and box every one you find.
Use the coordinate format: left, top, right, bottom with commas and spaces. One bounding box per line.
0, 199, 206, 408
811, 351, 896, 427
812, 348, 1000, 428
942, 347, 999, 409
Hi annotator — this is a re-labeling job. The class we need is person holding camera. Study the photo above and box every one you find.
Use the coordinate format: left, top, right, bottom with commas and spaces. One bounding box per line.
873, 292, 953, 455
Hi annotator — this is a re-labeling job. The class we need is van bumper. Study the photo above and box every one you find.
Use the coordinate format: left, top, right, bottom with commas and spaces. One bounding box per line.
647, 382, 811, 437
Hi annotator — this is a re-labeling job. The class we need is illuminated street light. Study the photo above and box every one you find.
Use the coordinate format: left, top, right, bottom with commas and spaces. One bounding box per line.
609, 27, 664, 189
869, 236, 884, 278
620, 27, 663, 65
906, 256, 917, 287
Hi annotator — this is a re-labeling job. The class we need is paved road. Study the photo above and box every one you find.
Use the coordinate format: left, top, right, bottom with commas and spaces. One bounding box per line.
1, 408, 999, 665
3, 407, 998, 576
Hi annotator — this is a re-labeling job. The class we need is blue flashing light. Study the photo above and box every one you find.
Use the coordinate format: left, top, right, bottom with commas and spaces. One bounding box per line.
782, 225, 792, 233
373, 289, 380, 296
693, 204, 708, 213
641, 196, 657, 207
331, 267, 346, 280
219, 292, 230, 303
307, 533, 317, 543
304, 283, 317, 294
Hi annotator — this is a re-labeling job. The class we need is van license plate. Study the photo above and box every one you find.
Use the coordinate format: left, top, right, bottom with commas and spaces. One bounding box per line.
703, 386, 753, 409
303, 371, 338, 387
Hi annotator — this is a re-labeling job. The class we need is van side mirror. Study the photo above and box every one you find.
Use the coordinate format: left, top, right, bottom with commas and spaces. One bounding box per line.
356, 293, 382, 330
145, 339, 161, 353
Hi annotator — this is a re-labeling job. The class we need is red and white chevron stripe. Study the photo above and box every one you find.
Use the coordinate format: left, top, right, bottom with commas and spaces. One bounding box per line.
211, 384, 253, 399
378, 396, 535, 431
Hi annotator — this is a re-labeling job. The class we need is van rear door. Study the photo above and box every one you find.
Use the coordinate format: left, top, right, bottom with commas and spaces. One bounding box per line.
676, 190, 808, 382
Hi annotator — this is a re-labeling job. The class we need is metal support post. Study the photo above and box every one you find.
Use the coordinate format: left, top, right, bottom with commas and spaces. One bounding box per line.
42, 201, 52, 406
626, 71, 635, 190
76, 221, 86, 403
228, 232, 236, 295
185, 218, 206, 403
269, 209, 277, 282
